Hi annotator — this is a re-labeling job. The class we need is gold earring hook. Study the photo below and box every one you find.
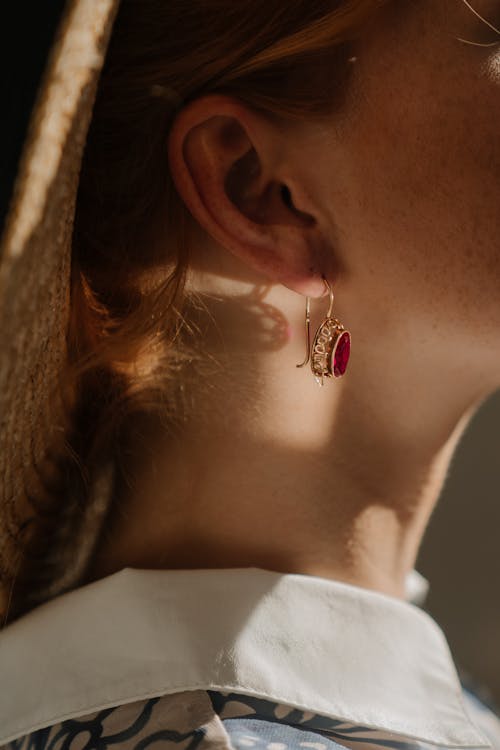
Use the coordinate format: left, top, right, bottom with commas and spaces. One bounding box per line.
324, 276, 335, 318
296, 277, 333, 368
296, 296, 311, 368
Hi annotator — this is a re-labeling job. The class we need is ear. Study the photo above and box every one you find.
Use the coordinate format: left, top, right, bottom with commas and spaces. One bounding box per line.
167, 94, 329, 298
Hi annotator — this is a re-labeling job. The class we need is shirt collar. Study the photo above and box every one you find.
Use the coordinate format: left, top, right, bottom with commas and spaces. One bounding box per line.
0, 566, 489, 747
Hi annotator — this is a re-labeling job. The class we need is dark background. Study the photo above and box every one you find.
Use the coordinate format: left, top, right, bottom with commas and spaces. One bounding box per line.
418, 389, 500, 708
1, 3, 67, 234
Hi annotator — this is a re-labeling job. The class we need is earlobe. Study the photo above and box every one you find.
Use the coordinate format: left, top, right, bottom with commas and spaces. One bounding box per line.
167, 95, 329, 298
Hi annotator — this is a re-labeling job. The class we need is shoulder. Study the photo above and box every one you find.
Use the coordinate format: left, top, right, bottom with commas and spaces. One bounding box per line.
461, 684, 500, 750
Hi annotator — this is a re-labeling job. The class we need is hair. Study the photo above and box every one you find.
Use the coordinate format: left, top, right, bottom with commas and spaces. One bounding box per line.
4, 0, 388, 624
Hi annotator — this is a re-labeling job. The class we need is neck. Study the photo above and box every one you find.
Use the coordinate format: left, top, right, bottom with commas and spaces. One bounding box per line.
84, 273, 489, 598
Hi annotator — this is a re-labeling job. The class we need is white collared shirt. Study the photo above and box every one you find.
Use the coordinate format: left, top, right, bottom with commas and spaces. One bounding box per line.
0, 567, 498, 749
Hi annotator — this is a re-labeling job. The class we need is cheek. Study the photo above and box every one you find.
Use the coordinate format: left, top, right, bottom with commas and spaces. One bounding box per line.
334, 28, 500, 334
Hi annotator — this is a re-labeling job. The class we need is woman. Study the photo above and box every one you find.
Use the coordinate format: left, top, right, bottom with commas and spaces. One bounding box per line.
0, 0, 499, 747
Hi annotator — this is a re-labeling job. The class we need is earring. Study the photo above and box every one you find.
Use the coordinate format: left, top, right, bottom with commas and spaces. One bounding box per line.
296, 277, 351, 386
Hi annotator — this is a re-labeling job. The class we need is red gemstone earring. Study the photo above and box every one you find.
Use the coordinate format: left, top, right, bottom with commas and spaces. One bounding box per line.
296, 277, 351, 386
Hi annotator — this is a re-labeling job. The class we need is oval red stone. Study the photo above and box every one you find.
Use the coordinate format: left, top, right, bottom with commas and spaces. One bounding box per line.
333, 331, 350, 377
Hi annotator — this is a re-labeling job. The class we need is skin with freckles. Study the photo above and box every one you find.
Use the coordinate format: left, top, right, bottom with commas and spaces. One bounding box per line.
85, 0, 500, 598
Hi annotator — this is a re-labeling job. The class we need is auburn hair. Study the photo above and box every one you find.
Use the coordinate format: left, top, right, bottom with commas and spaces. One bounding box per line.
5, 0, 388, 623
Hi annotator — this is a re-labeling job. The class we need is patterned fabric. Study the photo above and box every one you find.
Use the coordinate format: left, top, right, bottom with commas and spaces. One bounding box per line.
5, 691, 231, 750
212, 691, 500, 750
4, 688, 500, 750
